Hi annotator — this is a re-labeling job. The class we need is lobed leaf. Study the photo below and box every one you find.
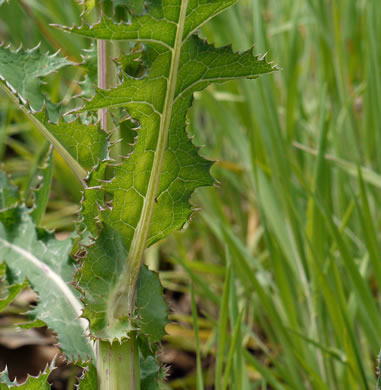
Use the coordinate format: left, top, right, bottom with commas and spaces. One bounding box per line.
0, 46, 110, 181
58, 0, 238, 46
0, 44, 72, 118
0, 206, 93, 361
76, 34, 276, 252
33, 110, 109, 172
66, 0, 276, 343
75, 225, 133, 340
80, 44, 98, 99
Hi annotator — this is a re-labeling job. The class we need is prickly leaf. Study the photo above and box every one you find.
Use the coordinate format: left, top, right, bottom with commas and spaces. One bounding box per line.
0, 366, 52, 389
30, 145, 54, 225
135, 265, 168, 344
33, 110, 109, 172
0, 46, 109, 181
0, 206, 93, 361
0, 45, 72, 118
61, 0, 276, 344
77, 363, 98, 390
0, 263, 27, 311
0, 172, 18, 210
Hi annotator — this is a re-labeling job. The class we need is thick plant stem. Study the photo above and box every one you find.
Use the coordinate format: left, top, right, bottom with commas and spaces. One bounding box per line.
96, 38, 140, 390
97, 339, 140, 390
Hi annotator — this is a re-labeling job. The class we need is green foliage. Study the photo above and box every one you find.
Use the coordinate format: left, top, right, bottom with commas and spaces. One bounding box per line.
1, 0, 380, 388
77, 364, 98, 390
0, 0, 276, 387
0, 172, 18, 210
63, 1, 275, 347
29, 145, 54, 225
0, 45, 72, 118
0, 263, 27, 311
32, 109, 109, 172
0, 204, 93, 361
140, 356, 162, 390
135, 265, 168, 345
0, 366, 51, 389
75, 224, 133, 340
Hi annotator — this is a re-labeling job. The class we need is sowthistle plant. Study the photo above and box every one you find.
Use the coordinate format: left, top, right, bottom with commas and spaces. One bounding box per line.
0, 0, 276, 388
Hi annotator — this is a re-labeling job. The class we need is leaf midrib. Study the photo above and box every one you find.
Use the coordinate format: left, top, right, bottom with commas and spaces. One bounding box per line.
0, 235, 88, 335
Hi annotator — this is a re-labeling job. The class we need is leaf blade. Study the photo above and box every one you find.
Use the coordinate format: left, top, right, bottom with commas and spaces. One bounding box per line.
0, 207, 93, 361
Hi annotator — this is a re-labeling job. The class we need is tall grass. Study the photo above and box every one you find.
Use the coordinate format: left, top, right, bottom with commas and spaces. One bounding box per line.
1, 0, 380, 388
181, 0, 381, 388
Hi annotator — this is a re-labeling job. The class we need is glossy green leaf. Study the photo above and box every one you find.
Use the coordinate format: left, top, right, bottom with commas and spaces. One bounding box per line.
0, 207, 93, 361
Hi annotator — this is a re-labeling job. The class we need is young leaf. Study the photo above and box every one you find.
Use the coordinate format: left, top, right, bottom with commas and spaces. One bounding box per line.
0, 206, 93, 361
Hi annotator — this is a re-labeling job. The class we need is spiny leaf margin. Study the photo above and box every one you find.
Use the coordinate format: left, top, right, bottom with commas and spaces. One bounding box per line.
70, 0, 277, 345
0, 206, 94, 361
0, 363, 53, 389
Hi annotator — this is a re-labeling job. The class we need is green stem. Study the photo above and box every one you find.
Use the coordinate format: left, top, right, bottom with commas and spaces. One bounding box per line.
96, 37, 140, 390
97, 40, 117, 130
97, 339, 140, 390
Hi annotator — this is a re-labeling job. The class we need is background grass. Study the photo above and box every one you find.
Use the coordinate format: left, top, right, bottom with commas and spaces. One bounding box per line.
1, 0, 380, 389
